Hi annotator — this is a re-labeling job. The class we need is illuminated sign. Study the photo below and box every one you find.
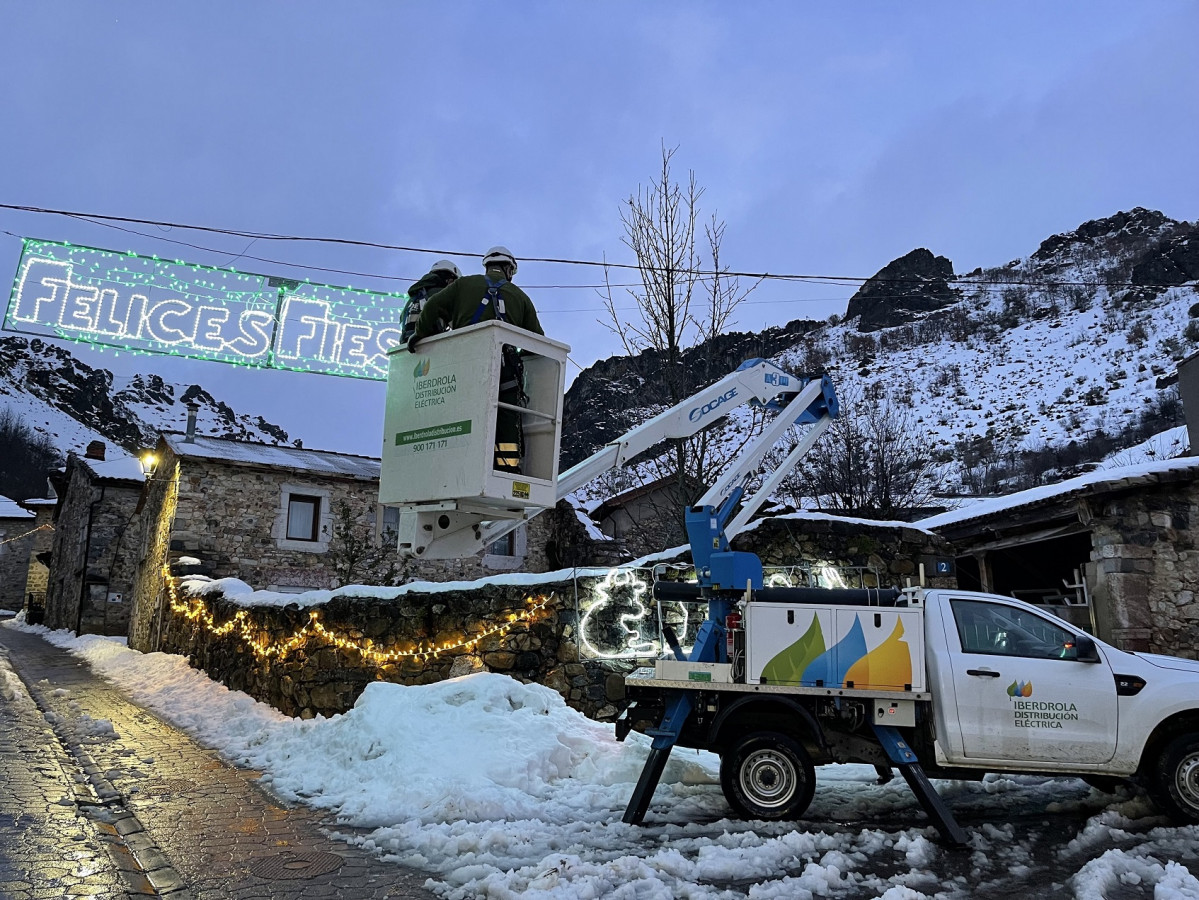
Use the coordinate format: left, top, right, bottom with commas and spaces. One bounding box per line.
4, 239, 409, 379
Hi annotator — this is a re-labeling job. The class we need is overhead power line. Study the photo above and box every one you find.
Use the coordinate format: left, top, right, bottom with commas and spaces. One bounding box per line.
0, 201, 1191, 291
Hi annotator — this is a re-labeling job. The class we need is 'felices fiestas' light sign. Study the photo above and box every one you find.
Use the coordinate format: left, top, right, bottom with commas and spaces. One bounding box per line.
4, 239, 409, 379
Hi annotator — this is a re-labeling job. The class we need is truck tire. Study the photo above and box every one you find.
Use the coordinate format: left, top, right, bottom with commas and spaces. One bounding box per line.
1151, 734, 1199, 824
720, 731, 816, 821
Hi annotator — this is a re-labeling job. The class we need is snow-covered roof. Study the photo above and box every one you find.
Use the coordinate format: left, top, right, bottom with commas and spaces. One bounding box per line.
918, 455, 1199, 531
83, 452, 146, 483
0, 496, 35, 520
736, 509, 936, 535
164, 433, 381, 481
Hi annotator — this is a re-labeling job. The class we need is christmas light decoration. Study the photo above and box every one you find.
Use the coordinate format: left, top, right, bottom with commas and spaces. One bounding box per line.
163, 570, 555, 664
5, 239, 408, 380
0, 523, 53, 546
579, 567, 692, 660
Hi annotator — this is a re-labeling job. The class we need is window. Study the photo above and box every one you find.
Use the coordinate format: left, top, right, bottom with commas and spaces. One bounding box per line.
951, 599, 1077, 660
379, 505, 401, 541
481, 524, 526, 570
487, 532, 516, 557
286, 495, 321, 542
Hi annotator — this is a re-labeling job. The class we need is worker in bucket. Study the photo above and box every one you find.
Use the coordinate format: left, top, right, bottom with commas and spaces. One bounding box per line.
409, 246, 543, 473
399, 259, 461, 345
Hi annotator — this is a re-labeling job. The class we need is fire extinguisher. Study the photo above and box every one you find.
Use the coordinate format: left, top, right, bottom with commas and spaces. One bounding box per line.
725, 611, 745, 683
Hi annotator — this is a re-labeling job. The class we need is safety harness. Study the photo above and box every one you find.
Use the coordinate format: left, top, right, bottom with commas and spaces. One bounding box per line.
470, 277, 528, 472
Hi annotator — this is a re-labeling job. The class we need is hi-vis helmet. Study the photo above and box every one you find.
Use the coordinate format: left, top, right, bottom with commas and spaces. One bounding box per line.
429, 259, 462, 278
482, 245, 518, 275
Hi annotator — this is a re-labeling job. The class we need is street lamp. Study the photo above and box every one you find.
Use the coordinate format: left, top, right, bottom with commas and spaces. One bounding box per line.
140, 452, 158, 479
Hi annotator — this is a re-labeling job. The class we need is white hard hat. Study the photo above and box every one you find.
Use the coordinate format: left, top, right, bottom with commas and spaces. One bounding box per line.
430, 259, 461, 278
482, 245, 517, 275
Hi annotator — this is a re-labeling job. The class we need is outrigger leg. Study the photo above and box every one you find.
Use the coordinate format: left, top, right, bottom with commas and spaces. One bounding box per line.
622, 692, 695, 824
872, 724, 969, 847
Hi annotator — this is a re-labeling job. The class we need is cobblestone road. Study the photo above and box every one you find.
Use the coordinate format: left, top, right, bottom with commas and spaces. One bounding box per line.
0, 624, 436, 899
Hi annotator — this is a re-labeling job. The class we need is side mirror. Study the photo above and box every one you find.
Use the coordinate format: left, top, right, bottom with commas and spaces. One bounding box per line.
1065, 634, 1101, 663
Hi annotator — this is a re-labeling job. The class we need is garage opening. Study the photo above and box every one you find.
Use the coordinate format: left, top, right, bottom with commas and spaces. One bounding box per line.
956, 530, 1095, 631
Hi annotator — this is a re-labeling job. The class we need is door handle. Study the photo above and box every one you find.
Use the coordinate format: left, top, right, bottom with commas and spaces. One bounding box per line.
966, 668, 1001, 677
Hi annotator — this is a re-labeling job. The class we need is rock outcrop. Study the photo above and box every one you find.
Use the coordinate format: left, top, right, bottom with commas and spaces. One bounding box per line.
844, 248, 959, 333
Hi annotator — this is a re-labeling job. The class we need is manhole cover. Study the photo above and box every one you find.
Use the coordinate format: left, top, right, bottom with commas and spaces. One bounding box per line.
251, 850, 344, 880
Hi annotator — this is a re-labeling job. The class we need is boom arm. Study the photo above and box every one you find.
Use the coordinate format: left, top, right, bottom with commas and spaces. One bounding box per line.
467, 359, 837, 556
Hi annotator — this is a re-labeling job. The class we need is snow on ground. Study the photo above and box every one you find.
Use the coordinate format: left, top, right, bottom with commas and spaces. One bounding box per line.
1101, 424, 1190, 469
6, 618, 1199, 898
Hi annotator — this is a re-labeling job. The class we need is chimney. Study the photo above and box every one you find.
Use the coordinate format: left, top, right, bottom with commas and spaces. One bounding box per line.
84, 440, 106, 461
185, 403, 199, 443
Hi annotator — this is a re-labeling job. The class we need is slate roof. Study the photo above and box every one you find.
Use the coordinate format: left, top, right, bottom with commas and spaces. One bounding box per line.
0, 495, 35, 519
917, 455, 1199, 531
162, 433, 381, 481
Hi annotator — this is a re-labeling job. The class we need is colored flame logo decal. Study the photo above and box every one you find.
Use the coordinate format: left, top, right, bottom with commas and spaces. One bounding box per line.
845, 617, 912, 690
413, 358, 430, 377
1007, 680, 1034, 698
761, 616, 826, 684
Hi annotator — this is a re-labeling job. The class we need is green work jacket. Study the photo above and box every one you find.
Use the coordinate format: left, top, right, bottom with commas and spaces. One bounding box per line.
415, 273, 544, 339
407, 270, 455, 299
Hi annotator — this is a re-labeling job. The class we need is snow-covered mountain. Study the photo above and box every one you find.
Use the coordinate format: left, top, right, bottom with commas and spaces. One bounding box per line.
564, 207, 1198, 509
0, 336, 293, 461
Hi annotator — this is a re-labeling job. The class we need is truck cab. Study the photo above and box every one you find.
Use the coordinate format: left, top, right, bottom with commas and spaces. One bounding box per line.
923, 588, 1199, 823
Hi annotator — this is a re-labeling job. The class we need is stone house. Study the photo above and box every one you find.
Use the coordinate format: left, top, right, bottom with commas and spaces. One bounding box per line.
18, 497, 57, 616
43, 442, 146, 635
0, 495, 36, 612
919, 457, 1199, 657
588, 474, 704, 559
126, 430, 599, 652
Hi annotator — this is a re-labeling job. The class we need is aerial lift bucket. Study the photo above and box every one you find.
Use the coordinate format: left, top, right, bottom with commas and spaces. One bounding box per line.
379, 320, 569, 558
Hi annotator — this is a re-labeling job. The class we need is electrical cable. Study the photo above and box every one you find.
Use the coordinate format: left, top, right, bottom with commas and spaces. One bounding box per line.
11, 211, 1094, 312
1, 201, 1189, 290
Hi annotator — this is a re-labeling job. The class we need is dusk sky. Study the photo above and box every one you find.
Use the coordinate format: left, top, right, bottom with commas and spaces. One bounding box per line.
2, 2, 1196, 456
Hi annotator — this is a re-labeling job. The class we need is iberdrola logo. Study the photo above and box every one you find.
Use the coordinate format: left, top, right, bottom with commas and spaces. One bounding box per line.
413, 358, 430, 378
1007, 680, 1033, 699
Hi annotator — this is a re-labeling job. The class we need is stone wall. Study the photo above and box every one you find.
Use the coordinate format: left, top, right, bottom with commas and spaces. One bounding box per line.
150, 514, 953, 721
1089, 478, 1199, 656
0, 517, 34, 610
159, 576, 634, 721
732, 514, 959, 589
23, 505, 55, 596
44, 457, 143, 636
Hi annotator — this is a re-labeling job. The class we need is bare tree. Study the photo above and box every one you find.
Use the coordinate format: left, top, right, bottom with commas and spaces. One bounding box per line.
598, 144, 762, 549
785, 387, 937, 519
0, 407, 61, 501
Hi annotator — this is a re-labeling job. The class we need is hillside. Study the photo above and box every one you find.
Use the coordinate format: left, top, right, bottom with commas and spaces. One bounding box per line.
0, 336, 293, 491
564, 208, 1198, 511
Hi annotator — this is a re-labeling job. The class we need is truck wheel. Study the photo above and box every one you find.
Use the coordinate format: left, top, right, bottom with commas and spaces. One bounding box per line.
720, 732, 815, 821
1151, 734, 1199, 824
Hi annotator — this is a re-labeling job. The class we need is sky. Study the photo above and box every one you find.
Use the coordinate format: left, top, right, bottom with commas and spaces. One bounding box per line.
1, 2, 1197, 457
8, 615, 1199, 898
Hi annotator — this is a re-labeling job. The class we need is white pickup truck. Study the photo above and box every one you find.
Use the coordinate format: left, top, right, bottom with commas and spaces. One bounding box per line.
621, 584, 1199, 835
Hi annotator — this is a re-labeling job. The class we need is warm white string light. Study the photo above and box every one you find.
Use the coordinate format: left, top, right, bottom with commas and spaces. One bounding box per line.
0, 523, 54, 546
164, 568, 555, 664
